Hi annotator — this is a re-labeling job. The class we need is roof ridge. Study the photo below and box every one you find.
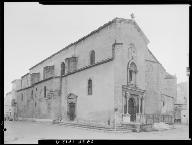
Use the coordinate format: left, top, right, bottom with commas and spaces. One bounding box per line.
29, 18, 118, 70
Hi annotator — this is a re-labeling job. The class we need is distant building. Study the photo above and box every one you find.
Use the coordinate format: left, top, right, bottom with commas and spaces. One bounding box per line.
4, 91, 13, 120
11, 79, 22, 120
174, 81, 189, 124
12, 18, 176, 127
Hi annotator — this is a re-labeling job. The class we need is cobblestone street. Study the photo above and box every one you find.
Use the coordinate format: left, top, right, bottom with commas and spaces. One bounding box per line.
4, 121, 190, 144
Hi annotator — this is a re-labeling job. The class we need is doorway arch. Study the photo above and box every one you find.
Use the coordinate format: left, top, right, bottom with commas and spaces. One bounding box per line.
128, 97, 136, 122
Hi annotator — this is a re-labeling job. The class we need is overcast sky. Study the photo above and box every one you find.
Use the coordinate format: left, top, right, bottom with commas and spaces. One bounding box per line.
4, 3, 189, 96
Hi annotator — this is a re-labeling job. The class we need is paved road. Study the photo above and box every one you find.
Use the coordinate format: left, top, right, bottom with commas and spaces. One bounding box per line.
4, 121, 190, 144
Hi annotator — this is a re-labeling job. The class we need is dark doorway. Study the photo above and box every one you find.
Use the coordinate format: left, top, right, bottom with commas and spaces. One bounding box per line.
128, 98, 136, 122
68, 102, 76, 121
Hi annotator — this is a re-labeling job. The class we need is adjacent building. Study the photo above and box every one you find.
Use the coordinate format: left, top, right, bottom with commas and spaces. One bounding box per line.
174, 81, 189, 124
13, 17, 177, 127
4, 92, 13, 120
11, 79, 22, 120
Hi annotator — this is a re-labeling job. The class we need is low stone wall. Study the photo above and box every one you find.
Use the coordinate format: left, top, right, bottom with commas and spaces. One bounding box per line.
143, 114, 174, 125
17, 117, 53, 123
140, 123, 153, 132
75, 118, 111, 128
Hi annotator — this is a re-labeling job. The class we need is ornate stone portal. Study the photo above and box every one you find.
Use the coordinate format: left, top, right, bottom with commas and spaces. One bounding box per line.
122, 85, 145, 124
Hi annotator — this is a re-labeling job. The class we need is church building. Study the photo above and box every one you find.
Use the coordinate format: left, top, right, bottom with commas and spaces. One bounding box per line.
14, 17, 177, 127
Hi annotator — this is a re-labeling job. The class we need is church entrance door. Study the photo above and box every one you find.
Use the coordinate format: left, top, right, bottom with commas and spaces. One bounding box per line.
128, 98, 136, 122
68, 102, 76, 121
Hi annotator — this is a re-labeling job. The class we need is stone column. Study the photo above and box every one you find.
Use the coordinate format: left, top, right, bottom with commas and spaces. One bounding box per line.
142, 96, 144, 114
136, 96, 141, 122
127, 97, 129, 114
138, 96, 140, 114
122, 93, 124, 114
140, 96, 144, 124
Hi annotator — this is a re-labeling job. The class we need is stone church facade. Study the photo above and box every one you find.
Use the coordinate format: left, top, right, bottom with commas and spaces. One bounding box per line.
14, 18, 177, 126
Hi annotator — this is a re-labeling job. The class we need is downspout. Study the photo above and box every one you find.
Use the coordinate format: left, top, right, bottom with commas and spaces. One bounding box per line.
112, 40, 123, 129
58, 65, 63, 122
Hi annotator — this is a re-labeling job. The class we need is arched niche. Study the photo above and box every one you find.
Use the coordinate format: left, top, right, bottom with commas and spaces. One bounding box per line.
127, 60, 138, 85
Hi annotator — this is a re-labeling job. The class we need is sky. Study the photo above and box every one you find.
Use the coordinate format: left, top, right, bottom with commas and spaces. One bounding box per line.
4, 3, 189, 96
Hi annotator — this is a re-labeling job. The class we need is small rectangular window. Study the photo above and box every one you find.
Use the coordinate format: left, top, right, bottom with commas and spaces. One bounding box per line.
61, 62, 65, 75
88, 79, 92, 95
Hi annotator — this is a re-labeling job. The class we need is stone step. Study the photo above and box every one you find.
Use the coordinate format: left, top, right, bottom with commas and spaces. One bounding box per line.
59, 122, 134, 132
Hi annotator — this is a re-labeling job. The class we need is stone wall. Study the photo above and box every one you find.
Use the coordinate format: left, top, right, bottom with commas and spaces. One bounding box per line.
43, 65, 55, 79
12, 79, 22, 91
21, 73, 31, 89
16, 77, 60, 120
113, 20, 176, 118
112, 20, 151, 124
144, 61, 161, 114
30, 73, 40, 85
61, 60, 114, 124
161, 94, 174, 114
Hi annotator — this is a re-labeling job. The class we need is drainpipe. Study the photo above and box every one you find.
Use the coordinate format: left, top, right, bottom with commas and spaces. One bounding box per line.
115, 110, 117, 131
58, 66, 63, 122
112, 40, 123, 131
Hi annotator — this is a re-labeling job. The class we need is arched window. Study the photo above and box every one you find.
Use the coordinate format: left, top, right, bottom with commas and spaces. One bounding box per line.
61, 62, 65, 75
88, 79, 92, 95
127, 62, 137, 85
90, 50, 95, 65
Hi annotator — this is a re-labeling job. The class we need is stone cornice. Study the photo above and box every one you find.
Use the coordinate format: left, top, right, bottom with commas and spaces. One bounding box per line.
17, 57, 114, 93
161, 93, 174, 98
61, 57, 113, 78
122, 85, 145, 94
145, 59, 159, 64
21, 73, 30, 79
17, 76, 55, 92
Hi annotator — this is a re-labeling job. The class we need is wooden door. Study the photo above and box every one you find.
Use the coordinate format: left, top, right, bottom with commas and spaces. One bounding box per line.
69, 102, 76, 121
128, 98, 136, 122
